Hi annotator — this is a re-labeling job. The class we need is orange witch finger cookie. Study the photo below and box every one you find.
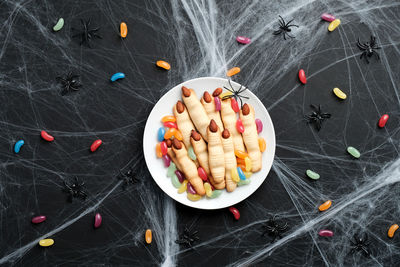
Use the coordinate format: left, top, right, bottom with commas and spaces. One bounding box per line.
173, 100, 195, 149
201, 90, 224, 132
190, 130, 210, 175
221, 129, 237, 192
207, 120, 225, 188
181, 86, 210, 142
172, 139, 205, 195
221, 99, 245, 152
240, 103, 262, 172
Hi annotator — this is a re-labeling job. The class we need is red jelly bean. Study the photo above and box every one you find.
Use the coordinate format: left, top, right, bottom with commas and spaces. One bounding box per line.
90, 139, 102, 152
175, 170, 185, 183
318, 229, 334, 237
229, 206, 240, 220
163, 121, 177, 128
94, 213, 102, 228
163, 154, 171, 167
31, 215, 46, 224
40, 130, 54, 142
298, 69, 307, 84
160, 141, 168, 156
231, 98, 239, 113
236, 119, 244, 133
378, 114, 389, 128
197, 167, 208, 181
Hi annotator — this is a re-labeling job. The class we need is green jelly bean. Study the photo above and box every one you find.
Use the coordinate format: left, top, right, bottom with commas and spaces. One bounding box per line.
171, 174, 181, 188
347, 146, 360, 158
210, 190, 222, 198
306, 169, 320, 180
167, 163, 176, 177
53, 18, 64, 32
188, 146, 196, 160
238, 179, 251, 186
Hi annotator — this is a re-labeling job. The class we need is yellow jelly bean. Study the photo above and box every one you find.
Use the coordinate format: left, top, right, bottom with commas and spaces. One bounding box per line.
145, 229, 152, 244
39, 239, 54, 247
120, 22, 128, 38
235, 150, 249, 159
178, 180, 188, 194
333, 87, 347, 99
204, 182, 212, 197
227, 67, 240, 77
161, 115, 176, 123
155, 143, 162, 158
187, 193, 202, 201
244, 157, 252, 172
243, 171, 252, 178
328, 19, 340, 32
156, 60, 171, 70
258, 137, 266, 152
219, 91, 233, 99
231, 168, 240, 183
319, 200, 332, 211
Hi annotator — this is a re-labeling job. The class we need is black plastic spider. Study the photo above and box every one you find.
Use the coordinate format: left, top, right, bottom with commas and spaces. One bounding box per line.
305, 104, 331, 131
63, 177, 87, 202
222, 79, 249, 108
357, 36, 380, 63
261, 215, 288, 242
273, 15, 299, 40
118, 169, 139, 189
72, 19, 102, 47
56, 72, 82, 96
350, 233, 371, 257
175, 227, 199, 248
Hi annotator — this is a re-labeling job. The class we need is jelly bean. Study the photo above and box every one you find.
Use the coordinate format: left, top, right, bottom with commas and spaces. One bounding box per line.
306, 169, 320, 180
319, 200, 332, 211
255, 119, 263, 133
243, 171, 252, 178
187, 182, 197, 194
188, 146, 197, 160
237, 167, 246, 180
321, 13, 336, 22
14, 140, 24, 153
175, 170, 185, 183
204, 182, 212, 197
236, 157, 245, 165
198, 167, 208, 181
347, 146, 360, 158
237, 163, 246, 172
120, 22, 128, 38
167, 162, 176, 177
178, 180, 188, 193
231, 168, 240, 183
162, 154, 171, 167
94, 213, 102, 228
161, 116, 176, 123
229, 206, 240, 220
378, 114, 389, 128
319, 230, 334, 237
244, 157, 252, 172
164, 128, 176, 140
333, 87, 347, 100
53, 18, 64, 31
210, 190, 222, 198
227, 67, 240, 77
157, 127, 165, 142
41, 130, 54, 142
214, 96, 221, 111
220, 91, 233, 99
236, 36, 251, 44
236, 119, 244, 133
258, 137, 266, 152
235, 150, 249, 159
90, 139, 102, 152
328, 19, 340, 32
156, 60, 171, 70
298, 69, 306, 84
39, 239, 54, 247
187, 193, 202, 201
174, 130, 183, 141
163, 121, 177, 128
231, 98, 239, 113
388, 224, 399, 238
31, 215, 46, 224
155, 143, 162, 158
145, 229, 152, 244
238, 179, 251, 186
171, 174, 181, 188
160, 141, 168, 156
110, 72, 125, 82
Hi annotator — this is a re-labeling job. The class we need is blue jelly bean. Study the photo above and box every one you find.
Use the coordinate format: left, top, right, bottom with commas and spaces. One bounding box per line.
110, 72, 125, 82
158, 127, 166, 142
14, 140, 24, 153
237, 167, 246, 180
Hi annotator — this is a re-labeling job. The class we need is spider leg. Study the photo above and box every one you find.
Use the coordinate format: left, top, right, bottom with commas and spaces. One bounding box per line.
315, 120, 321, 131
237, 94, 249, 100
285, 32, 295, 39
361, 247, 370, 256
273, 30, 282, 35
374, 51, 380, 60
278, 15, 285, 26
223, 85, 235, 94
286, 24, 299, 28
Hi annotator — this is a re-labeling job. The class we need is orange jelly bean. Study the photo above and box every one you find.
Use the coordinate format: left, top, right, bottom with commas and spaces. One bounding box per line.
156, 60, 171, 70
227, 67, 240, 77
145, 229, 152, 244
174, 129, 183, 141
236, 158, 245, 165
161, 115, 176, 123
235, 150, 249, 159
319, 200, 332, 211
259, 137, 266, 152
388, 224, 399, 238
164, 128, 177, 139
237, 163, 246, 172
155, 143, 162, 158
120, 22, 127, 38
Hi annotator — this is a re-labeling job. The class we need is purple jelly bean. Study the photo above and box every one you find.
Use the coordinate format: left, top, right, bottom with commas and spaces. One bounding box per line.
187, 182, 197, 194
162, 154, 171, 167
255, 119, 263, 134
321, 13, 336, 22
214, 96, 221, 111
236, 36, 251, 44
31, 215, 46, 224
175, 170, 185, 183
94, 213, 102, 228
318, 229, 333, 237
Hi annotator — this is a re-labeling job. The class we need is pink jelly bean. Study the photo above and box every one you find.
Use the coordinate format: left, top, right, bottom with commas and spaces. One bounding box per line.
163, 121, 177, 128
321, 13, 336, 22
187, 182, 197, 194
231, 98, 239, 113
162, 154, 171, 167
94, 213, 102, 228
236, 119, 244, 133
197, 167, 208, 181
214, 96, 221, 111
175, 170, 185, 183
255, 119, 263, 134
31, 215, 46, 224
236, 36, 251, 44
318, 229, 333, 237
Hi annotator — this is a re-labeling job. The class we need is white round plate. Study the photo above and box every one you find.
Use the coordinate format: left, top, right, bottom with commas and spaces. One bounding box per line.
143, 77, 276, 210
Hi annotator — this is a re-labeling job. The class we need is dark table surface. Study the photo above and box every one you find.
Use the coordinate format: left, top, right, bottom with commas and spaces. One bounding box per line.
1, 0, 400, 266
